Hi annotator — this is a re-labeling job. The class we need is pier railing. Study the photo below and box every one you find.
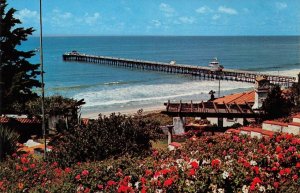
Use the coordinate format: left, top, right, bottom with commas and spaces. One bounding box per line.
62, 52, 296, 86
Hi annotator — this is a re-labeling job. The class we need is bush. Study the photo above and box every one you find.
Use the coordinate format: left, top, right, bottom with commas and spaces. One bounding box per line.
48, 113, 161, 166
0, 133, 299, 192
0, 125, 19, 161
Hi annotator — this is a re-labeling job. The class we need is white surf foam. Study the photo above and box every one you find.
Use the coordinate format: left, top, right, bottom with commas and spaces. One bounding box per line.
74, 80, 253, 108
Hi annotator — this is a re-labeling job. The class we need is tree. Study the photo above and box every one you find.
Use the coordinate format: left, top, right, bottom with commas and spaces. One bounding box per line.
262, 85, 293, 119
0, 0, 41, 114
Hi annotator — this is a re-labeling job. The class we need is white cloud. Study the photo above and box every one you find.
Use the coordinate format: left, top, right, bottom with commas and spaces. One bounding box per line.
84, 12, 100, 25
159, 3, 175, 17
15, 8, 39, 23
178, 16, 195, 24
196, 6, 213, 14
212, 14, 221, 20
51, 9, 73, 26
275, 2, 287, 10
218, 6, 238, 15
151, 19, 161, 27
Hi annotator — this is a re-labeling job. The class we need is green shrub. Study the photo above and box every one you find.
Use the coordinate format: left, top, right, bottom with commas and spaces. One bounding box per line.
0, 125, 19, 161
48, 113, 161, 167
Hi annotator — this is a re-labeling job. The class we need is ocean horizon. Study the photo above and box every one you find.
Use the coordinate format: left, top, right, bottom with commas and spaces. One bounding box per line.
19, 36, 300, 117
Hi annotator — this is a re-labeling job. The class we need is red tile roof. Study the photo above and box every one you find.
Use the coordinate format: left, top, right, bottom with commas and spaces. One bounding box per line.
213, 91, 255, 105
16, 118, 40, 124
0, 117, 10, 123
263, 120, 288, 127
293, 114, 300, 119
0, 117, 40, 124
289, 122, 300, 127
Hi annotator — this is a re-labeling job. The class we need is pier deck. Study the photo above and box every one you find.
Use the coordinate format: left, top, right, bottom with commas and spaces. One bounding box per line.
62, 52, 296, 86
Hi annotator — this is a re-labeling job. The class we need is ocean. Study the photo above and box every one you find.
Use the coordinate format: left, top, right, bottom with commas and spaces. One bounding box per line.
19, 36, 300, 116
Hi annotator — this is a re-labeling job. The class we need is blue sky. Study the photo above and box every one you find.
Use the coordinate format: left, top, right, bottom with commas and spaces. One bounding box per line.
9, 0, 300, 36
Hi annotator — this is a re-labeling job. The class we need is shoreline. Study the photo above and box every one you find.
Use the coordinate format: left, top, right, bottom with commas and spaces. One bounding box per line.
81, 105, 165, 119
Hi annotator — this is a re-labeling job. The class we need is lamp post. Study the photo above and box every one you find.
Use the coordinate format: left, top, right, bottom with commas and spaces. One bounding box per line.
39, 0, 46, 159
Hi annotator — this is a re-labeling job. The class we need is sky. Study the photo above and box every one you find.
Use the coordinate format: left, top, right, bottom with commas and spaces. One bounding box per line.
8, 0, 300, 36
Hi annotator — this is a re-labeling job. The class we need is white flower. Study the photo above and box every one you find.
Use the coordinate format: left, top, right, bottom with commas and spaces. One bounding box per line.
134, 182, 140, 189
259, 185, 266, 192
155, 189, 163, 193
250, 160, 257, 166
225, 155, 231, 160
222, 171, 229, 179
217, 188, 225, 193
242, 185, 249, 193
202, 159, 210, 165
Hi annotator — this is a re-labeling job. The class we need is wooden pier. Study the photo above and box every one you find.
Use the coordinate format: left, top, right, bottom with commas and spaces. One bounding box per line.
63, 52, 296, 86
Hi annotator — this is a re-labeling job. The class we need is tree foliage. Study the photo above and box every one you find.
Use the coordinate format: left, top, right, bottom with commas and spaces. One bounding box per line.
0, 125, 19, 161
48, 113, 162, 167
262, 85, 293, 119
0, 0, 41, 114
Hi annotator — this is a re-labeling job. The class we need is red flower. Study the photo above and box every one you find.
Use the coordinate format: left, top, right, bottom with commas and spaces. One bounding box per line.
211, 159, 221, 167
30, 164, 35, 169
81, 169, 89, 176
84, 188, 90, 193
296, 162, 300, 168
64, 167, 71, 173
252, 166, 259, 174
107, 180, 117, 186
163, 178, 173, 187
292, 175, 298, 181
140, 177, 146, 184
75, 174, 81, 181
54, 168, 62, 177
252, 177, 261, 184
97, 184, 103, 190
16, 164, 21, 170
188, 169, 195, 176
145, 169, 152, 176
190, 161, 199, 169
276, 146, 282, 153
51, 162, 58, 167
118, 185, 130, 193
274, 182, 279, 189
141, 187, 147, 193
22, 166, 28, 172
20, 157, 29, 164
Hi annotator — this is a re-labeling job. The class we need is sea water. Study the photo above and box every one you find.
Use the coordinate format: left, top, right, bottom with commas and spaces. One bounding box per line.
19, 36, 300, 115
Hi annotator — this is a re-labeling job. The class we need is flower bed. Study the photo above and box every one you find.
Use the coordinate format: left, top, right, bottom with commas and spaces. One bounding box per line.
0, 133, 299, 192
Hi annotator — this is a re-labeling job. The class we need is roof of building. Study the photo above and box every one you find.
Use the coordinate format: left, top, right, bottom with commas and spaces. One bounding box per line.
213, 90, 255, 105
293, 114, 300, 119
0, 116, 40, 124
263, 120, 289, 127
289, 122, 300, 127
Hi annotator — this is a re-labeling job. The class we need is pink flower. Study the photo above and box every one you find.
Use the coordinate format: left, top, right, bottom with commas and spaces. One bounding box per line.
75, 174, 81, 181
20, 157, 29, 164
30, 164, 35, 169
274, 182, 279, 188
292, 175, 298, 181
81, 169, 89, 176
97, 184, 103, 190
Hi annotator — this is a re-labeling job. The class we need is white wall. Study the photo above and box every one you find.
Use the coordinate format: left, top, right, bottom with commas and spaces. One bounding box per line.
262, 123, 286, 132
250, 131, 262, 139
283, 125, 300, 135
293, 117, 300, 123
207, 117, 243, 127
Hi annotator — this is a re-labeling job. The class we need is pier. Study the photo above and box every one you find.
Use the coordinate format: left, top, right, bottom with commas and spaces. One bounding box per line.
62, 52, 296, 86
